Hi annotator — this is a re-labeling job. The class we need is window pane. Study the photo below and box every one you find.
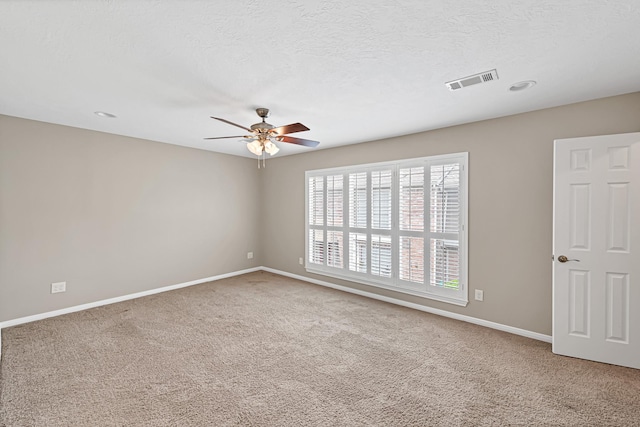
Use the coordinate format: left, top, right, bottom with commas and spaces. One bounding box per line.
430, 164, 460, 233
371, 234, 392, 277
429, 238, 459, 289
308, 176, 324, 226
309, 229, 324, 265
399, 167, 424, 231
327, 231, 343, 268
372, 170, 392, 230
349, 233, 367, 273
306, 153, 466, 305
327, 175, 343, 227
349, 172, 367, 228
400, 236, 424, 284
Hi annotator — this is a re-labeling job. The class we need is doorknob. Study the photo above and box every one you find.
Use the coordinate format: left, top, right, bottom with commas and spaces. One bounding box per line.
557, 255, 580, 263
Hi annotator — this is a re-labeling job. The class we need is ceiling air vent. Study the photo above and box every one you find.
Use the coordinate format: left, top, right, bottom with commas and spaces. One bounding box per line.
446, 69, 499, 91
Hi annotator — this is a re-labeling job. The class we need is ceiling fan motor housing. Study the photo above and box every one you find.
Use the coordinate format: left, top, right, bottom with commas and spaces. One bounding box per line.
251, 108, 276, 136
251, 122, 275, 132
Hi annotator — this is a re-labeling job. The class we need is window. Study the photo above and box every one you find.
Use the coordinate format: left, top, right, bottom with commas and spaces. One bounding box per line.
305, 153, 468, 306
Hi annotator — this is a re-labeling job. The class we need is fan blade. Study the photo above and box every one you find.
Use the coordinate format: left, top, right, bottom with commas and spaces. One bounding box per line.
204, 135, 246, 140
278, 135, 320, 147
272, 122, 310, 135
211, 116, 252, 132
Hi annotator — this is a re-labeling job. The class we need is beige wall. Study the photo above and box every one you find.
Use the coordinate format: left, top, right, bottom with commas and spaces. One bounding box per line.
259, 92, 640, 336
2, 93, 639, 333
0, 115, 261, 322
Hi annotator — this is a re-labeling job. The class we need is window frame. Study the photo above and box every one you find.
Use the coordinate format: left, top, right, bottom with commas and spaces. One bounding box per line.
305, 152, 468, 306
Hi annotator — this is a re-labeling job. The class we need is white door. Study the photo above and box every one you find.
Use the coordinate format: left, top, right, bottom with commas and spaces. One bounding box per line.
553, 132, 640, 369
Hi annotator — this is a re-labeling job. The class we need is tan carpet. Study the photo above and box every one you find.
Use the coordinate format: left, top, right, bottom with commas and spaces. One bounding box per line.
1, 271, 639, 426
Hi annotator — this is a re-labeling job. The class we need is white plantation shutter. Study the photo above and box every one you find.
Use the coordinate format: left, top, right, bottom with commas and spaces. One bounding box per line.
308, 176, 325, 266
326, 175, 344, 269
430, 238, 459, 288
306, 153, 467, 306
348, 172, 368, 273
327, 230, 344, 268
371, 170, 392, 230
326, 175, 343, 227
400, 236, 424, 283
349, 172, 367, 228
429, 164, 461, 289
308, 176, 324, 227
371, 170, 392, 279
399, 166, 425, 285
309, 229, 324, 265
371, 234, 392, 277
430, 164, 460, 234
349, 232, 367, 273
399, 167, 425, 232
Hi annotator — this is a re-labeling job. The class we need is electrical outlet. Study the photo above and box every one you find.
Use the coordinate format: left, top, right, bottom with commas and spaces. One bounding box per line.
299, 257, 304, 265
247, 252, 254, 259
474, 289, 484, 301
51, 281, 66, 294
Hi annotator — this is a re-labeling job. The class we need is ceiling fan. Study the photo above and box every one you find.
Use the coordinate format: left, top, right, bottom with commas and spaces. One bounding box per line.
205, 108, 320, 159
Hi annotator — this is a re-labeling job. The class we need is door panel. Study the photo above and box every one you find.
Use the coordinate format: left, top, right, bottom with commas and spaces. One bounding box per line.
553, 132, 639, 369
605, 272, 628, 343
569, 184, 591, 250
568, 269, 590, 337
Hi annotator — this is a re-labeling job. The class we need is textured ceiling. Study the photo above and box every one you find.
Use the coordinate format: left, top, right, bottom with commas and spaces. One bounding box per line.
1, 1, 639, 158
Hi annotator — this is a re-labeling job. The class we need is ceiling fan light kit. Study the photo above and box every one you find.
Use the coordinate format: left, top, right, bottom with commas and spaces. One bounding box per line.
246, 139, 280, 156
205, 108, 319, 167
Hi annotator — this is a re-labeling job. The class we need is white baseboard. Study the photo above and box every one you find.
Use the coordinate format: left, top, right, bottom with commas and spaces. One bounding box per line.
0, 265, 550, 361
262, 267, 552, 343
0, 267, 261, 331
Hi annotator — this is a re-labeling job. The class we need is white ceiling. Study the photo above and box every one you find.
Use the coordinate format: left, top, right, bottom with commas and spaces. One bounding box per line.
1, 1, 639, 158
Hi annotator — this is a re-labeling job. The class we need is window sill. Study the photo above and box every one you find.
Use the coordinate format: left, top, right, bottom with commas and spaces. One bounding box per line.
306, 267, 468, 307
